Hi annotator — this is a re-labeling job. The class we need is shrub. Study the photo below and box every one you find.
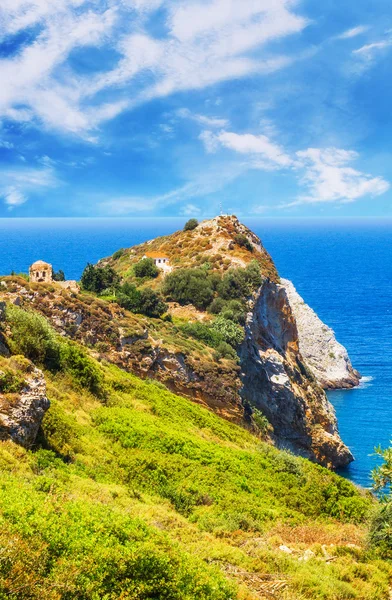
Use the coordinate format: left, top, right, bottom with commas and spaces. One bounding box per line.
218, 261, 262, 300
117, 283, 167, 318
221, 299, 247, 325
6, 305, 61, 371
112, 248, 124, 260
183, 218, 198, 231
133, 258, 159, 279
179, 322, 223, 349
59, 342, 105, 397
208, 297, 226, 315
163, 268, 214, 310
212, 316, 244, 347
138, 288, 167, 318
213, 341, 238, 361
81, 263, 120, 294
234, 233, 253, 252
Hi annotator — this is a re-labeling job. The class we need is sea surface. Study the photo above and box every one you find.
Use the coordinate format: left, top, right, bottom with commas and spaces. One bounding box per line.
1, 217, 391, 489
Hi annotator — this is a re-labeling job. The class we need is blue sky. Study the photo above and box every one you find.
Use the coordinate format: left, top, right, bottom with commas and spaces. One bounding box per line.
0, 0, 391, 218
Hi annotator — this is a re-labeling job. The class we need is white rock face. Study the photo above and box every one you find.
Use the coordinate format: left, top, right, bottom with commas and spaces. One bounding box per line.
281, 279, 361, 389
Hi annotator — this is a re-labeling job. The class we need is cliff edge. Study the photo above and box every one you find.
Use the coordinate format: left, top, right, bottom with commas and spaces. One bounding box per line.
282, 279, 361, 389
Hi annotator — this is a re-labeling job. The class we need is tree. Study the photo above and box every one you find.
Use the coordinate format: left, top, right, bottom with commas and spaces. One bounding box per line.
81, 264, 120, 294
183, 218, 198, 231
53, 269, 65, 282
134, 258, 159, 279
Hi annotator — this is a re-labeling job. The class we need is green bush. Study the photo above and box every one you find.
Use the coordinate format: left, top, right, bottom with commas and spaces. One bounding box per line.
183, 218, 198, 231
234, 233, 253, 252
211, 316, 245, 347
133, 258, 159, 279
60, 342, 105, 397
112, 248, 124, 260
163, 268, 214, 310
179, 322, 223, 349
117, 283, 167, 318
81, 263, 121, 294
213, 341, 238, 361
218, 261, 262, 300
6, 305, 61, 371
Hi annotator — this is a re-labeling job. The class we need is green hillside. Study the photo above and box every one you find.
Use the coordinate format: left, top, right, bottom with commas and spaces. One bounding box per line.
1, 306, 391, 598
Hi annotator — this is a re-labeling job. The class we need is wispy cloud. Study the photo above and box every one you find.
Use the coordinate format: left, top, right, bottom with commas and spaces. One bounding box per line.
177, 108, 229, 128
337, 26, 369, 40
0, 164, 60, 209
0, 0, 307, 138
353, 39, 392, 58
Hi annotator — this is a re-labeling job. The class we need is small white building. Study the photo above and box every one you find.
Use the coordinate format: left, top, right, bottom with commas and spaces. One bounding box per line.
143, 252, 171, 273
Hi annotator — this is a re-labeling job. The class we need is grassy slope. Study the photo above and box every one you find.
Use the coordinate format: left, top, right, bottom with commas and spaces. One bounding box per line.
1, 353, 391, 599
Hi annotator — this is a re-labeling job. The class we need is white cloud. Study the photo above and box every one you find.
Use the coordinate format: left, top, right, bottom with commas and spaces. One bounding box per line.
199, 130, 292, 168
0, 164, 60, 209
0, 140, 13, 149
337, 26, 369, 40
292, 148, 390, 205
199, 128, 390, 206
177, 108, 229, 128
0, 0, 307, 138
3, 187, 26, 207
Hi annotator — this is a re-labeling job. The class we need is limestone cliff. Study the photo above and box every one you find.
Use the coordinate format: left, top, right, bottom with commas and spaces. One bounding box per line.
239, 280, 353, 468
281, 279, 361, 389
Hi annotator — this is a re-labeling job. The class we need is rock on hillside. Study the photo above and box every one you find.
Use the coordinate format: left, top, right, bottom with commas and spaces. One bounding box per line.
0, 362, 50, 448
281, 279, 361, 389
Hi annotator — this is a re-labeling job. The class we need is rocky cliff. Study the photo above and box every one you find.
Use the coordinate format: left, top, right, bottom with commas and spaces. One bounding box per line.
239, 279, 353, 468
282, 279, 361, 389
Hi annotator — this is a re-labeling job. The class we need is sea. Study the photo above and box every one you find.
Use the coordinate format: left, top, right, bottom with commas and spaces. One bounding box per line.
1, 216, 391, 489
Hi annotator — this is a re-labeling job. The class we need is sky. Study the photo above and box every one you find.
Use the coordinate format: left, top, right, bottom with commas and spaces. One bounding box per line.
0, 0, 391, 219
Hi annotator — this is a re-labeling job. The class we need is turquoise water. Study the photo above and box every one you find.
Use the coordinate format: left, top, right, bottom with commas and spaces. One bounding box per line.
1, 217, 391, 488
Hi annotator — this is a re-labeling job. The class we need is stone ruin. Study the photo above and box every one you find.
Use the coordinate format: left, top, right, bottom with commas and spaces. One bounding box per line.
29, 260, 53, 283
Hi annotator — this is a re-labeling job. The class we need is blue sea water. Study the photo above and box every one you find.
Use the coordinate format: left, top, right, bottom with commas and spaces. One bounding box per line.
1, 217, 391, 489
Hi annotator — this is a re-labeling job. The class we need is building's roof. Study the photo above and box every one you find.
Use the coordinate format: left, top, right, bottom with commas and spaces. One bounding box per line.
144, 252, 169, 259
30, 260, 52, 269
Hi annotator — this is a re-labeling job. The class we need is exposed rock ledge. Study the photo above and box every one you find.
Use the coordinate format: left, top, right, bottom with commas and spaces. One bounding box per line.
281, 279, 361, 390
0, 367, 50, 448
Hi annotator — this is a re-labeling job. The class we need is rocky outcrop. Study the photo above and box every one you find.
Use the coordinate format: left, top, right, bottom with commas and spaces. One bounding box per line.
281, 279, 361, 389
239, 280, 353, 468
0, 366, 50, 448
